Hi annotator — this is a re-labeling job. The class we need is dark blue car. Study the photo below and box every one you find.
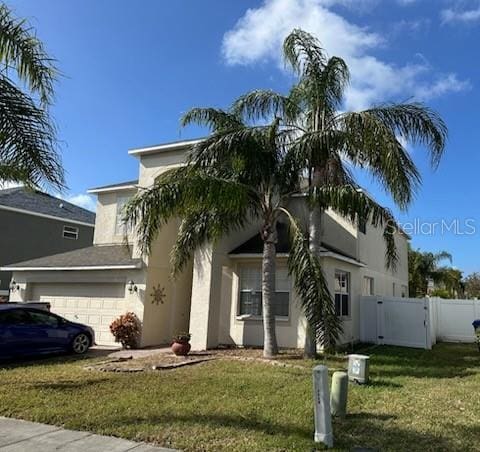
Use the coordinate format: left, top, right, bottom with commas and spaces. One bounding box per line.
0, 305, 95, 359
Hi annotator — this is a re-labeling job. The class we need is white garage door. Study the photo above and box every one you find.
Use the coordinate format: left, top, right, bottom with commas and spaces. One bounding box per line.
30, 283, 126, 346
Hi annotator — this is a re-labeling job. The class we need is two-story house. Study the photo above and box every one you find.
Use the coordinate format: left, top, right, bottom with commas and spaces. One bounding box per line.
3, 139, 409, 348
0, 187, 95, 300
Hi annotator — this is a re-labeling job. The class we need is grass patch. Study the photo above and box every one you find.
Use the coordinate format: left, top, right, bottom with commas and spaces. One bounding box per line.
0, 343, 479, 451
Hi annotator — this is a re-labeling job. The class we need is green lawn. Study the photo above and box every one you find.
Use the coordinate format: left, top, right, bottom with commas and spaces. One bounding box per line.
0, 343, 479, 451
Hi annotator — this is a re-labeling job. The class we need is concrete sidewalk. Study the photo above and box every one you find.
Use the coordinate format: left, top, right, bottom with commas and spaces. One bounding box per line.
0, 417, 177, 451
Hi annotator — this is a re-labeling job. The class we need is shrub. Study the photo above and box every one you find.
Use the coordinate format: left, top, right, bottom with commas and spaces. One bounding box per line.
173, 332, 191, 343
110, 312, 141, 348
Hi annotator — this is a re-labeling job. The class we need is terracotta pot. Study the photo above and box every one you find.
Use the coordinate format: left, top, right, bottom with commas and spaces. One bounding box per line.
171, 340, 191, 356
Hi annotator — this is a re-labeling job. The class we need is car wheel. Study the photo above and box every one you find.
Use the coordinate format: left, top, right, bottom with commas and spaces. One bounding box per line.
71, 333, 91, 355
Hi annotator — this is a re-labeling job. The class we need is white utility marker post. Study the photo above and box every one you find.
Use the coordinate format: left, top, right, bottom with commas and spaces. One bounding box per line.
313, 365, 333, 448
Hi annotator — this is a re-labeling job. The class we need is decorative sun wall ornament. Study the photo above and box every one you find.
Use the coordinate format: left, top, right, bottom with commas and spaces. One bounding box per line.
151, 285, 166, 305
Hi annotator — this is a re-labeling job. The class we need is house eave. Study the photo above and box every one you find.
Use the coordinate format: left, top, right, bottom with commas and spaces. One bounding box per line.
127, 138, 204, 157
87, 184, 138, 194
229, 251, 365, 267
1, 264, 141, 272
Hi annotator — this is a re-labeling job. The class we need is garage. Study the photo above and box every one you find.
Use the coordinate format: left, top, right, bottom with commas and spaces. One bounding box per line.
30, 283, 126, 345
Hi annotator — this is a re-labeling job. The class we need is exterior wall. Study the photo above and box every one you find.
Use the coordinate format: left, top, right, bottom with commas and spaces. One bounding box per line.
141, 219, 193, 346
357, 220, 409, 297
215, 256, 362, 349
9, 268, 145, 345
0, 210, 94, 295
137, 149, 186, 187
93, 189, 137, 246
189, 220, 261, 350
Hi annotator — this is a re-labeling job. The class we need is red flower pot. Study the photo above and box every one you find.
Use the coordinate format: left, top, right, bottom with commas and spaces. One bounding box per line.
171, 340, 191, 356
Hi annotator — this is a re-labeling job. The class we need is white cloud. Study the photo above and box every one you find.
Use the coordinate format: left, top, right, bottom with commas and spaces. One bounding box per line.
55, 193, 97, 212
441, 5, 480, 24
222, 0, 470, 111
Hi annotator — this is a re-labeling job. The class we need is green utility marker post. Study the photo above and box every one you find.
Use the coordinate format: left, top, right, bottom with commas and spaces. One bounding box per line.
330, 371, 348, 418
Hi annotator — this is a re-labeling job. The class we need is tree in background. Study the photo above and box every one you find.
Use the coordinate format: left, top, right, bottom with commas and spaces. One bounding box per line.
464, 273, 480, 299
408, 247, 454, 297
0, 3, 63, 189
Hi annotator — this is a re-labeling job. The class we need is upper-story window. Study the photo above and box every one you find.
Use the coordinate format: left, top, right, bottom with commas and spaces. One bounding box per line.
334, 270, 350, 317
115, 195, 132, 235
238, 265, 290, 318
63, 225, 78, 240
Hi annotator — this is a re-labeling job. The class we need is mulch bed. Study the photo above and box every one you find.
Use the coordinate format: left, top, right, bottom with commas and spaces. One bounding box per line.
84, 348, 324, 373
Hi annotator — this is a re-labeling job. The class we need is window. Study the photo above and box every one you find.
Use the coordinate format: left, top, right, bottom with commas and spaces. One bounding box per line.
238, 265, 290, 318
363, 276, 374, 296
115, 195, 132, 235
28, 310, 59, 327
334, 271, 350, 317
63, 225, 78, 240
358, 216, 367, 234
392, 282, 396, 297
0, 309, 31, 325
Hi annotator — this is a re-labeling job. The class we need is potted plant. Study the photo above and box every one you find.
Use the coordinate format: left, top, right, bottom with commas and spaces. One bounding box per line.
171, 332, 191, 356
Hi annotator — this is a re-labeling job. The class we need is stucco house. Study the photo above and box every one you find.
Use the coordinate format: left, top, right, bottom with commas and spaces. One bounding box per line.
0, 187, 95, 300
3, 139, 409, 348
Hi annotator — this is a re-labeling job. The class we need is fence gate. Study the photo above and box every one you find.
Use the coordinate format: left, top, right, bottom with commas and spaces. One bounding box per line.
361, 296, 431, 349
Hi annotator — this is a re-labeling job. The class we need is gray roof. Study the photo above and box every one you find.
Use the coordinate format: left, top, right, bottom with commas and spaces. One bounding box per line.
2, 245, 141, 270
88, 179, 138, 192
0, 187, 95, 225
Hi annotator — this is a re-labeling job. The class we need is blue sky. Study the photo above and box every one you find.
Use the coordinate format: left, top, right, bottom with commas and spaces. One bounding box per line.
6, 0, 480, 273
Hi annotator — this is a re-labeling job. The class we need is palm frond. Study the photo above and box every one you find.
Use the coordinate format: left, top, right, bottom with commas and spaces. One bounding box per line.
170, 208, 252, 276
0, 4, 57, 105
181, 107, 243, 133
353, 103, 447, 167
124, 167, 259, 255
0, 75, 63, 189
283, 28, 327, 76
309, 185, 399, 269
339, 111, 421, 208
231, 89, 301, 124
279, 207, 342, 348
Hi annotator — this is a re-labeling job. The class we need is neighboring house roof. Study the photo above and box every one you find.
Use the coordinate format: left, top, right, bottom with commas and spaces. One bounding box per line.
0, 245, 142, 271
87, 179, 138, 194
229, 223, 364, 267
0, 187, 95, 226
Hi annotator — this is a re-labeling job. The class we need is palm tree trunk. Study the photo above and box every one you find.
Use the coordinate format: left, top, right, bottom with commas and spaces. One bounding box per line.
304, 167, 325, 358
303, 199, 322, 358
262, 225, 279, 358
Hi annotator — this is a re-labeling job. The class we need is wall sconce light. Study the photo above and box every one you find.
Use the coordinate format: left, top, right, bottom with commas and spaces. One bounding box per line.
127, 280, 138, 294
9, 279, 20, 292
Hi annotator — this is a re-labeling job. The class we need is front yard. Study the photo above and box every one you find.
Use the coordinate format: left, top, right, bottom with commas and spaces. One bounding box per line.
0, 343, 479, 451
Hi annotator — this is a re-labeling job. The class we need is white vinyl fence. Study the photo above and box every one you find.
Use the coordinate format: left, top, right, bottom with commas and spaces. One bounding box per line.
360, 296, 480, 350
431, 298, 480, 343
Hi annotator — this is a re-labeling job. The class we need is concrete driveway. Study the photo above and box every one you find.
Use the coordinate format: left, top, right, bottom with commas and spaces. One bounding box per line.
0, 417, 177, 451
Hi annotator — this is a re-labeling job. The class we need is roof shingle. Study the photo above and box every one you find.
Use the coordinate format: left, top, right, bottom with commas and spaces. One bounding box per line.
0, 187, 95, 225
1, 245, 141, 269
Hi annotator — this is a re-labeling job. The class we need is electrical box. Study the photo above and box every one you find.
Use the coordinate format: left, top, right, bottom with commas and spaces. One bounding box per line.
347, 354, 370, 384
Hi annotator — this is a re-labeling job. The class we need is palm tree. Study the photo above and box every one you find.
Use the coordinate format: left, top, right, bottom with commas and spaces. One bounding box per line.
0, 4, 63, 189
233, 29, 447, 356
408, 247, 452, 297
125, 109, 343, 357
